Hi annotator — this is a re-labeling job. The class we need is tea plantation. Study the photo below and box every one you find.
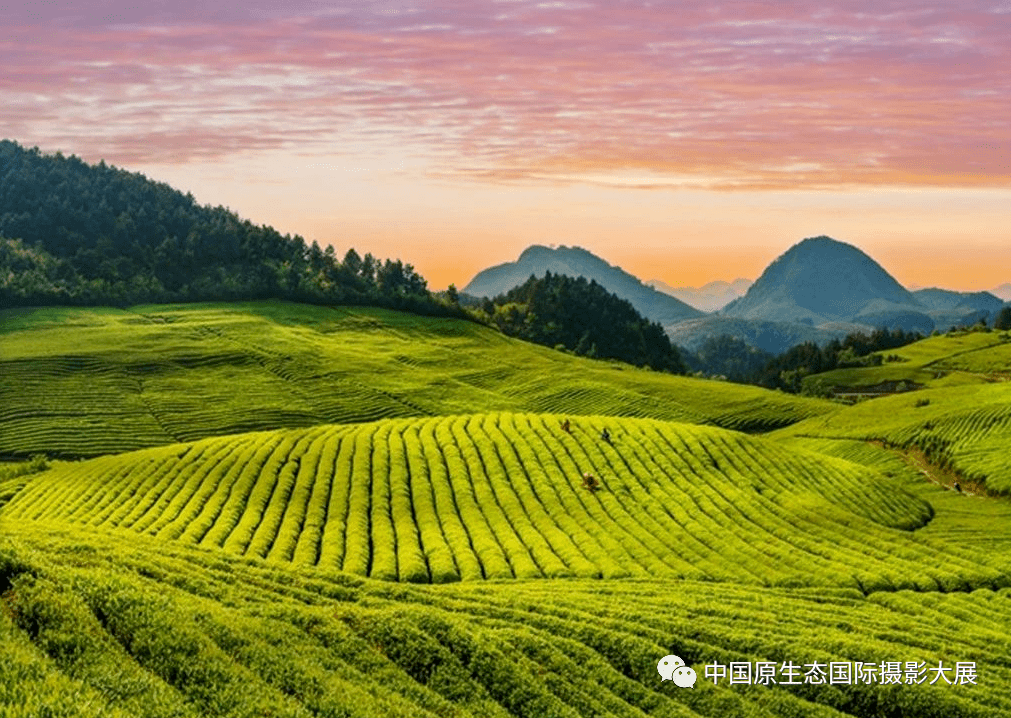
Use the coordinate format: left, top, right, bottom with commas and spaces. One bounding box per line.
4, 303, 1011, 716
3, 524, 1011, 718
10, 414, 995, 590
0, 302, 831, 458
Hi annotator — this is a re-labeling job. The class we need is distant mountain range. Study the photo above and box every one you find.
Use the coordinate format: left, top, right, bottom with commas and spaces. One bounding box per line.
463, 245, 703, 325
646, 278, 752, 312
464, 237, 1005, 355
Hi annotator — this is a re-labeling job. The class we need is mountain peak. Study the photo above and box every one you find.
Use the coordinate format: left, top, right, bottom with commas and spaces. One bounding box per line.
463, 245, 702, 324
722, 236, 931, 332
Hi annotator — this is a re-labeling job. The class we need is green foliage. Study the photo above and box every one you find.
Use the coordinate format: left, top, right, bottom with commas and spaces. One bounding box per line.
0, 455, 51, 509
682, 334, 774, 382
2, 526, 1011, 717
0, 141, 456, 317
995, 306, 1011, 332
484, 272, 687, 373
800, 377, 834, 399
788, 329, 1011, 396
752, 328, 921, 393
775, 382, 1011, 495
11, 413, 999, 590
0, 302, 831, 457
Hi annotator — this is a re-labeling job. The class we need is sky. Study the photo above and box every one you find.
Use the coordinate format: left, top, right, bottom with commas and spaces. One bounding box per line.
4, 0, 1010, 290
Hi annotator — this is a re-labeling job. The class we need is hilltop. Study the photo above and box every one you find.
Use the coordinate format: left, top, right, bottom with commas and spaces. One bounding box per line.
911, 287, 1003, 328
4, 413, 952, 587
722, 236, 930, 330
720, 236, 1000, 337
992, 283, 1011, 301
463, 245, 702, 325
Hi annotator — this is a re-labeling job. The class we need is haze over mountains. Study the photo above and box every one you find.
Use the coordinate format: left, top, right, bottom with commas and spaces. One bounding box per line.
992, 283, 1011, 302
465, 237, 1007, 355
646, 278, 752, 312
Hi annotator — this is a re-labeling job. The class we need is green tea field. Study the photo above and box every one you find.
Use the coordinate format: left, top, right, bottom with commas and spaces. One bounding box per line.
10, 413, 994, 590
4, 303, 1011, 717
779, 377, 1011, 494
3, 523, 1011, 718
803, 329, 1011, 394
0, 303, 831, 458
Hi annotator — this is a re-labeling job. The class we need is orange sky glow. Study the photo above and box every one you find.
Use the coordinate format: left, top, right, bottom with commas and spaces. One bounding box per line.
4, 1, 1009, 290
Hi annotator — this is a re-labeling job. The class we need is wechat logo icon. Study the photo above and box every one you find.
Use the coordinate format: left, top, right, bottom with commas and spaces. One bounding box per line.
658, 655, 697, 688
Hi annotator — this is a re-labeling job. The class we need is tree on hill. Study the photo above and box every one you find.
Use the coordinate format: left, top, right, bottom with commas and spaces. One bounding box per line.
0, 140, 456, 316
996, 306, 1011, 331
484, 272, 687, 373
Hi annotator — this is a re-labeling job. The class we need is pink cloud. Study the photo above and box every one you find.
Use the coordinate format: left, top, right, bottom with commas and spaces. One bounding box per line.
3, 1, 1009, 187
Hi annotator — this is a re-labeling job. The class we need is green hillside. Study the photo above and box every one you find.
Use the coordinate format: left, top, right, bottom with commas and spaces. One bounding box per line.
802, 329, 1011, 394
0, 302, 832, 458
776, 437, 1011, 554
6, 301, 1011, 716
13, 413, 1001, 592
772, 328, 1011, 497
778, 380, 1011, 495
3, 524, 1011, 718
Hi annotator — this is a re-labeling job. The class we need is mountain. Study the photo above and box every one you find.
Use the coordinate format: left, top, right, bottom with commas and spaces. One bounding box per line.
721, 236, 934, 333
912, 288, 1004, 327
991, 283, 1011, 302
647, 278, 752, 312
913, 288, 1004, 313
463, 245, 703, 325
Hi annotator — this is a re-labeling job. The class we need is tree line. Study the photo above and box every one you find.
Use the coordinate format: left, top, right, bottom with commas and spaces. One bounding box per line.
684, 327, 927, 392
0, 141, 454, 315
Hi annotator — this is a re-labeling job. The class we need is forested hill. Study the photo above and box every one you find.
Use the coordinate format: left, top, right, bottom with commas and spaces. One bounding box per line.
481, 271, 687, 373
0, 140, 445, 312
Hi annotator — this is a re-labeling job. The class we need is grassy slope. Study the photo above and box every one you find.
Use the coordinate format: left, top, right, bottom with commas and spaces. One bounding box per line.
0, 302, 832, 458
774, 382, 1011, 494
804, 329, 1011, 391
3, 524, 1011, 718
777, 330, 1011, 493
777, 437, 1011, 554
12, 413, 1003, 592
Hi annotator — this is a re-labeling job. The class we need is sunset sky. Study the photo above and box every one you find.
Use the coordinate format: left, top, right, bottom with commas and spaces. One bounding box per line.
5, 1, 1010, 290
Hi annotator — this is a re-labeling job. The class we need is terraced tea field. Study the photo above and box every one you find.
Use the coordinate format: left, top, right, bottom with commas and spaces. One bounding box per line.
6, 302, 1011, 716
0, 302, 832, 458
3, 524, 1011, 718
777, 382, 1011, 494
13, 413, 1002, 593
804, 329, 1011, 393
